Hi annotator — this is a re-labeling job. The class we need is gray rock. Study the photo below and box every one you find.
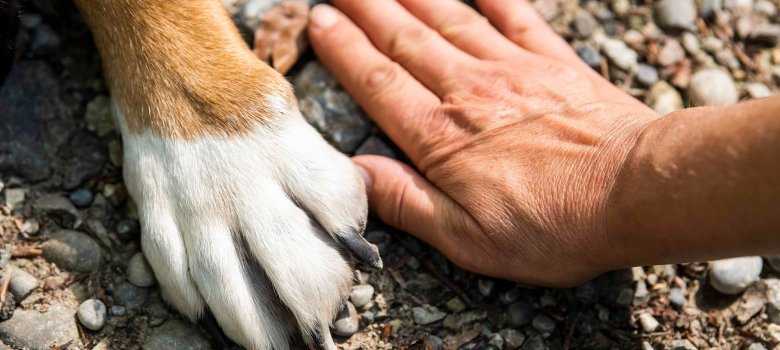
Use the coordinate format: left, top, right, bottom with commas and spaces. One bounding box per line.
573, 10, 598, 38
34, 194, 78, 225
294, 62, 371, 153
681, 32, 702, 55
116, 220, 139, 241
507, 301, 535, 328
689, 69, 739, 107
332, 302, 359, 336
488, 333, 504, 349
142, 319, 212, 350
30, 24, 60, 56
43, 230, 103, 272
0, 303, 80, 350
522, 334, 547, 350
656, 0, 697, 31
669, 287, 686, 308
354, 136, 396, 158
616, 287, 634, 306
638, 313, 659, 333
3, 189, 25, 211
532, 314, 556, 334
670, 339, 697, 350
0, 246, 10, 270
426, 335, 443, 350
68, 189, 93, 208
601, 38, 638, 71
77, 299, 107, 331
59, 131, 107, 189
84, 96, 115, 137
576, 44, 602, 69
113, 281, 149, 310
8, 266, 37, 301
110, 305, 126, 317
0, 294, 15, 322
646, 81, 683, 116
709, 256, 763, 295
349, 284, 374, 308
442, 310, 486, 331
412, 306, 446, 325
499, 329, 526, 349
445, 297, 466, 313
657, 39, 686, 66
478, 279, 495, 297
635, 64, 659, 87
127, 253, 156, 288
765, 278, 780, 323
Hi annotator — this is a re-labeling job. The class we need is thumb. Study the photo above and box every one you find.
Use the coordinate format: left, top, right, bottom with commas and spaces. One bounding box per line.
352, 155, 461, 252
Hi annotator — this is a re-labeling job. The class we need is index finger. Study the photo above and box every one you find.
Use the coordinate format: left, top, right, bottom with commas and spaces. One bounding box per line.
308, 5, 441, 163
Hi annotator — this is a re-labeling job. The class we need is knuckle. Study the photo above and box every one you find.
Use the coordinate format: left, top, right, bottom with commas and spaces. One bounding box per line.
387, 24, 434, 62
362, 61, 402, 97
439, 12, 488, 39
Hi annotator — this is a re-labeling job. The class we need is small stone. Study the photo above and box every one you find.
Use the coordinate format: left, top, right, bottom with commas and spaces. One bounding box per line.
43, 230, 103, 272
143, 319, 211, 350
689, 69, 739, 107
0, 303, 80, 350
616, 288, 634, 306
84, 96, 115, 137
127, 253, 156, 287
426, 335, 443, 350
445, 297, 466, 313
500, 329, 526, 349
354, 136, 395, 158
642, 341, 654, 350
488, 333, 504, 348
573, 10, 598, 38
522, 334, 547, 350
477, 279, 495, 297
21, 219, 40, 235
0, 293, 15, 321
681, 32, 701, 55
669, 288, 686, 308
412, 306, 446, 325
770, 324, 780, 342
635, 64, 659, 87
532, 314, 556, 335
30, 24, 61, 56
507, 301, 535, 328
702, 37, 725, 54
601, 38, 638, 71
748, 24, 780, 46
755, 0, 777, 16
657, 39, 686, 66
656, 0, 697, 31
4, 188, 26, 211
332, 302, 359, 336
638, 313, 659, 333
748, 343, 768, 350
700, 0, 723, 18
77, 299, 107, 331
724, 0, 754, 11
575, 281, 599, 305
349, 284, 374, 308
116, 220, 139, 241
68, 189, 93, 208
499, 288, 521, 305
8, 266, 37, 301
576, 44, 602, 69
746, 83, 772, 99
113, 281, 149, 310
646, 81, 683, 116
709, 256, 763, 295
611, 0, 631, 17
34, 194, 79, 225
442, 310, 486, 331
110, 305, 126, 317
765, 278, 780, 324
634, 280, 651, 306
670, 339, 697, 350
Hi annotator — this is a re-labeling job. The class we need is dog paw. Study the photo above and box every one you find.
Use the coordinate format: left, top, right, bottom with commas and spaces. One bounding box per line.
116, 96, 380, 349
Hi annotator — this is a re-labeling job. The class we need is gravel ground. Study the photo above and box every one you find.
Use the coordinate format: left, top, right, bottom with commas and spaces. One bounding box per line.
1, 0, 779, 349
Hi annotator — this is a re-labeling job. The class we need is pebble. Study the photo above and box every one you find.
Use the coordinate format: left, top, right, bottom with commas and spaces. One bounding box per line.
709, 256, 763, 295
522, 334, 547, 350
748, 343, 768, 350
0, 303, 80, 350
0, 294, 15, 321
21, 219, 39, 235
635, 64, 659, 87
42, 230, 103, 272
8, 266, 37, 301
84, 96, 115, 137
4, 188, 26, 210
412, 306, 446, 325
113, 281, 149, 310
332, 302, 359, 336
766, 255, 780, 271
507, 301, 536, 328
499, 329, 526, 349
354, 136, 396, 159
748, 24, 780, 46
746, 83, 772, 99
116, 220, 139, 241
110, 305, 126, 317
700, 0, 723, 18
30, 24, 61, 56
755, 0, 777, 16
670, 339, 698, 350
77, 299, 107, 331
477, 279, 495, 297
576, 44, 603, 69
646, 81, 683, 116
681, 32, 702, 55
446, 297, 466, 313
657, 39, 686, 66
765, 278, 780, 324
68, 189, 93, 208
724, 0, 754, 11
426, 335, 443, 350
487, 333, 504, 348
573, 10, 598, 38
442, 310, 486, 331
689, 69, 739, 106
532, 314, 556, 335
33, 194, 78, 225
616, 288, 634, 306
656, 0, 697, 31
669, 287, 686, 308
638, 313, 659, 333
601, 38, 638, 71
127, 253, 156, 287
142, 320, 211, 350
349, 284, 374, 308
634, 280, 651, 306
575, 281, 599, 305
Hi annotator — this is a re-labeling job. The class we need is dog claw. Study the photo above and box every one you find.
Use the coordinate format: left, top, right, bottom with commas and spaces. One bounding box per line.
337, 232, 383, 270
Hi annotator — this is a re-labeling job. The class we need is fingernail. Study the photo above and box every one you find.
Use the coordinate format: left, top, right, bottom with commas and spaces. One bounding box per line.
310, 4, 339, 29
355, 164, 372, 192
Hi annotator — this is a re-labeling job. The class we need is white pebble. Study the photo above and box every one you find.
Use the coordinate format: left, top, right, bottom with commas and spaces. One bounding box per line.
638, 313, 659, 333
77, 299, 107, 331
127, 252, 156, 287
709, 256, 763, 295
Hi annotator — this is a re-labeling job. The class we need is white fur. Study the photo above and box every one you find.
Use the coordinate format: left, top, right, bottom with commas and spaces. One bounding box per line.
113, 97, 366, 350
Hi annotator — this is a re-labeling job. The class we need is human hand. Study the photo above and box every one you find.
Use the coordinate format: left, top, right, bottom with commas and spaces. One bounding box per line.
308, 0, 662, 286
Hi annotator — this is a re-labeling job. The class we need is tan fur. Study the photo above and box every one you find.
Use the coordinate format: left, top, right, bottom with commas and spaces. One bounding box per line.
73, 0, 293, 139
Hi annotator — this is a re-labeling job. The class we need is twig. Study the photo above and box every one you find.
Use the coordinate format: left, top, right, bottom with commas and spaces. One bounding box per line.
12, 246, 43, 257
0, 269, 13, 302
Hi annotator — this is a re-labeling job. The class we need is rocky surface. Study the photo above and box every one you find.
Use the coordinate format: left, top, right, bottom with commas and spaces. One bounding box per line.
0, 0, 778, 349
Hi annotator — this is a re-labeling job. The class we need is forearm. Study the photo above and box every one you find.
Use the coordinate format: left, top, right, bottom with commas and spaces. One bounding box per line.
608, 96, 780, 268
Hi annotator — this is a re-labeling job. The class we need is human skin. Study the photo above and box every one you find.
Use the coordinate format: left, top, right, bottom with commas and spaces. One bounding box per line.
307, 0, 780, 286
